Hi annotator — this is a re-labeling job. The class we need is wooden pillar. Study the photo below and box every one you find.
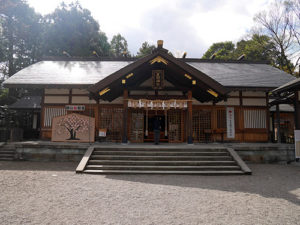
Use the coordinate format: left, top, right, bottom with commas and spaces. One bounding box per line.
212, 103, 217, 142
122, 89, 128, 143
266, 92, 271, 142
239, 91, 244, 142
276, 104, 281, 143
295, 91, 300, 130
187, 90, 193, 144
271, 112, 275, 142
95, 98, 100, 134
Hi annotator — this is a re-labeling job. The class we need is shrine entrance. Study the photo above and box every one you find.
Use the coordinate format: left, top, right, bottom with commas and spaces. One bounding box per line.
144, 111, 167, 143
129, 108, 184, 143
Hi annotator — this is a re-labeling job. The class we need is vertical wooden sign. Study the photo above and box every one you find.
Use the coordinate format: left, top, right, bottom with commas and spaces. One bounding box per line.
226, 107, 235, 139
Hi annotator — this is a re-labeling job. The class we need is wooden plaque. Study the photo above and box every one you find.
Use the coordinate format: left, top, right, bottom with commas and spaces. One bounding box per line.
51, 113, 95, 142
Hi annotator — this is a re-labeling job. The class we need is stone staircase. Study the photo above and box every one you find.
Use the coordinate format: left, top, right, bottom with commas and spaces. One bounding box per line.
0, 143, 16, 161
76, 146, 251, 175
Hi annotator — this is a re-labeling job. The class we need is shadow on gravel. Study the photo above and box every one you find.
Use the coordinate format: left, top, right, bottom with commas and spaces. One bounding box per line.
0, 161, 77, 171
106, 164, 300, 206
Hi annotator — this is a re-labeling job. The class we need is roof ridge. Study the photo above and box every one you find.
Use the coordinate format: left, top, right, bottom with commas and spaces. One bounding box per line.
181, 58, 270, 64
41, 56, 137, 61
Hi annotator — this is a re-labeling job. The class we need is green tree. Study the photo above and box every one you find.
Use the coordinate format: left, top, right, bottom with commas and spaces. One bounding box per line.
234, 34, 278, 62
137, 41, 156, 58
254, 0, 297, 74
202, 35, 278, 63
110, 33, 130, 57
43, 2, 110, 57
202, 41, 235, 59
0, 0, 43, 76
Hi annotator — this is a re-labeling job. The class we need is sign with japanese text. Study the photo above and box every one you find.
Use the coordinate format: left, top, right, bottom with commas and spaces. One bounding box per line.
226, 107, 235, 139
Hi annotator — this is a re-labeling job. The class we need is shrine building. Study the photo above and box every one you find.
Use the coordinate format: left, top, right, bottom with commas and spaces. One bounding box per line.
3, 40, 296, 144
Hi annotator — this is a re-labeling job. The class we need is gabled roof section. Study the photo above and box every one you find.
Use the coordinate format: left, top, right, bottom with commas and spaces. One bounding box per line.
89, 48, 228, 102
3, 60, 134, 88
185, 61, 295, 89
272, 77, 300, 95
9, 96, 41, 110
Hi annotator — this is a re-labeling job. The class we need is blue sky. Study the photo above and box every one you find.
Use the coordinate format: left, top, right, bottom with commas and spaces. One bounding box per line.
27, 0, 272, 57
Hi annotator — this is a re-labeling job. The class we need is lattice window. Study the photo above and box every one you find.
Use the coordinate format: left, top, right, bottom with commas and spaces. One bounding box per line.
217, 109, 226, 129
99, 107, 123, 141
75, 107, 95, 118
44, 107, 67, 127
193, 110, 211, 142
130, 110, 144, 142
244, 109, 266, 128
168, 110, 182, 142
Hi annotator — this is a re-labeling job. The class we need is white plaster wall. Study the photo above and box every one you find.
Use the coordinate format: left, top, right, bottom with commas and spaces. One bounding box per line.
192, 98, 213, 105
72, 96, 96, 104
44, 96, 69, 104
216, 98, 240, 106
100, 96, 123, 104
228, 91, 239, 97
243, 98, 266, 106
72, 89, 89, 94
242, 91, 266, 97
45, 88, 69, 94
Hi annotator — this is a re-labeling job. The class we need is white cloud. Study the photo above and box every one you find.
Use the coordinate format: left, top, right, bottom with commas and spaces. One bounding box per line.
27, 0, 272, 57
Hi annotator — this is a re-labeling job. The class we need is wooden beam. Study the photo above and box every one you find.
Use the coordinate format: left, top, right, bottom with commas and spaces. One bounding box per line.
276, 104, 281, 143
294, 91, 300, 129
266, 92, 271, 142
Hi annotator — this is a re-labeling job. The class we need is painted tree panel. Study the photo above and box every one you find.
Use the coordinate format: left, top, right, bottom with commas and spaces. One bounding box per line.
51, 113, 95, 142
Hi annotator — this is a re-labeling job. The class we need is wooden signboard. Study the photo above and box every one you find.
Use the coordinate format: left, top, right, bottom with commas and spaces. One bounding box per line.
226, 107, 235, 139
51, 113, 95, 142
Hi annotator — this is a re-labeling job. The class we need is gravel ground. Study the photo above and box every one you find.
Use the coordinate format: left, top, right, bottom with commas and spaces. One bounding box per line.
0, 161, 299, 225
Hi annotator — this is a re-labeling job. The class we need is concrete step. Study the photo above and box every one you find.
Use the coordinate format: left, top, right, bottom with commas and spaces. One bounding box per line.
0, 150, 15, 154
85, 165, 241, 171
89, 155, 232, 161
0, 153, 15, 157
0, 157, 14, 161
88, 160, 237, 166
94, 148, 228, 152
92, 151, 229, 156
82, 169, 245, 175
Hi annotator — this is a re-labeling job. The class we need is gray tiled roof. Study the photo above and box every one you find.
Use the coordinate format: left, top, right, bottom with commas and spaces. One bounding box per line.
272, 77, 300, 94
187, 62, 295, 88
269, 104, 294, 112
3, 60, 134, 87
3, 60, 296, 89
9, 96, 41, 109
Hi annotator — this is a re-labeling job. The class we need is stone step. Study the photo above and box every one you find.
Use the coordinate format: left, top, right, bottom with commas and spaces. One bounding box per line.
89, 155, 232, 161
0, 153, 15, 157
94, 148, 228, 152
88, 160, 237, 166
85, 165, 241, 171
82, 169, 245, 175
0, 157, 14, 161
92, 151, 229, 156
0, 150, 15, 154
